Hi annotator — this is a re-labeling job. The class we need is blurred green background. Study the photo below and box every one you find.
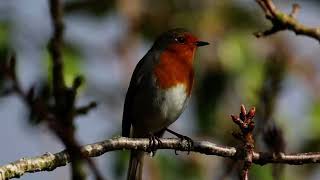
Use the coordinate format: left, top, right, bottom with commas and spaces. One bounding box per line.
1, 0, 320, 179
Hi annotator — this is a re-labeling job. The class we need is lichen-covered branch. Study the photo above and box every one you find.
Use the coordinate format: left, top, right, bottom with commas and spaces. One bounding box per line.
255, 0, 320, 42
1, 137, 320, 180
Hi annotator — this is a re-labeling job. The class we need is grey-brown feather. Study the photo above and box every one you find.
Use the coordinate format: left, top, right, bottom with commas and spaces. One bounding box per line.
127, 151, 144, 180
122, 48, 159, 137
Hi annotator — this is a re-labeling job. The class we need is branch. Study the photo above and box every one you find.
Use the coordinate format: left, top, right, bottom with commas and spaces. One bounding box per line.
47, 0, 104, 179
0, 55, 102, 179
48, 0, 86, 178
48, 0, 65, 96
255, 0, 320, 42
1, 137, 320, 180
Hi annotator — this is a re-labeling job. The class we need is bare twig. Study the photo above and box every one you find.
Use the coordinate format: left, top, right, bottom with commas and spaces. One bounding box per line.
48, 0, 89, 179
48, 0, 65, 97
255, 0, 320, 43
76, 101, 98, 115
2, 137, 320, 180
47, 0, 105, 179
1, 55, 103, 180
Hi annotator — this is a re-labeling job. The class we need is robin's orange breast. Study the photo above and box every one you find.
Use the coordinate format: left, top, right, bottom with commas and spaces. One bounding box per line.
153, 46, 195, 96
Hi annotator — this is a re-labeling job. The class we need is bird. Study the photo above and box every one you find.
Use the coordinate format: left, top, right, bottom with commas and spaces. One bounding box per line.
122, 28, 209, 180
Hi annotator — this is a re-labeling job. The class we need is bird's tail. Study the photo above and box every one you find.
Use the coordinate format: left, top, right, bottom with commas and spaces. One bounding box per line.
127, 150, 144, 180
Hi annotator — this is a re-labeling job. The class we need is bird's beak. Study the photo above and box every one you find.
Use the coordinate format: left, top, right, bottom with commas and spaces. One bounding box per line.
195, 41, 210, 47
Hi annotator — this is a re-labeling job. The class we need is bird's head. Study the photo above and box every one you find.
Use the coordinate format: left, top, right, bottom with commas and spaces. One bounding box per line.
152, 29, 209, 95
152, 28, 209, 63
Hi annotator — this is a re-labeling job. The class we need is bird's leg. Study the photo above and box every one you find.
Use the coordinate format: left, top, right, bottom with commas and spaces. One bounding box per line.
165, 128, 193, 155
147, 133, 162, 156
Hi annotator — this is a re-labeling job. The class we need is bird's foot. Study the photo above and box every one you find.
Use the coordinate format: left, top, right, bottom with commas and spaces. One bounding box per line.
147, 133, 162, 156
165, 128, 193, 155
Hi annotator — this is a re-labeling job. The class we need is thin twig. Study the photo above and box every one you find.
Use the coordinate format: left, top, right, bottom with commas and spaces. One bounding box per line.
76, 101, 98, 115
255, 0, 320, 43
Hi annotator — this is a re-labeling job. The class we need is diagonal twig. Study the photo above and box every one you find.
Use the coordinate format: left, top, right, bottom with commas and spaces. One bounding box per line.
255, 0, 320, 43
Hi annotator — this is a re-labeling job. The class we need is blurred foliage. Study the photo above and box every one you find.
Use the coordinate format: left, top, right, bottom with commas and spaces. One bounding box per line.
301, 100, 320, 170
156, 154, 203, 180
0, 23, 10, 46
250, 164, 273, 180
113, 151, 130, 179
309, 101, 320, 136
195, 62, 228, 135
45, 45, 83, 88
136, 0, 263, 40
64, 0, 116, 16
28, 80, 51, 125
0, 23, 11, 93
195, 32, 264, 137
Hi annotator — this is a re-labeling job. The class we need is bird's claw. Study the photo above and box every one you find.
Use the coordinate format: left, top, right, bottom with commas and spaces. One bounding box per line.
147, 134, 162, 156
178, 135, 193, 155
165, 128, 193, 155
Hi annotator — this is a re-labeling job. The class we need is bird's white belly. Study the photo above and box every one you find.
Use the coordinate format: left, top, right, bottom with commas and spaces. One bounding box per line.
156, 83, 188, 124
132, 83, 189, 135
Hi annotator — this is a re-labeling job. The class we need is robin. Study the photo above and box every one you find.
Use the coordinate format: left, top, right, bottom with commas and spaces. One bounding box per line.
122, 28, 209, 180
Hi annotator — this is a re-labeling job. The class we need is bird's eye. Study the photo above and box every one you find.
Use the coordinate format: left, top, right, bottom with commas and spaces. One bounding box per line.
175, 36, 186, 44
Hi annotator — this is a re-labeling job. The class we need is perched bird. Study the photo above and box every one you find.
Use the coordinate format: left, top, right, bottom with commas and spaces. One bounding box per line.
122, 28, 209, 180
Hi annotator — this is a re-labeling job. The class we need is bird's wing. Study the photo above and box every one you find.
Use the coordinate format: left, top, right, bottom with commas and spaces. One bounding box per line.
122, 53, 151, 137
